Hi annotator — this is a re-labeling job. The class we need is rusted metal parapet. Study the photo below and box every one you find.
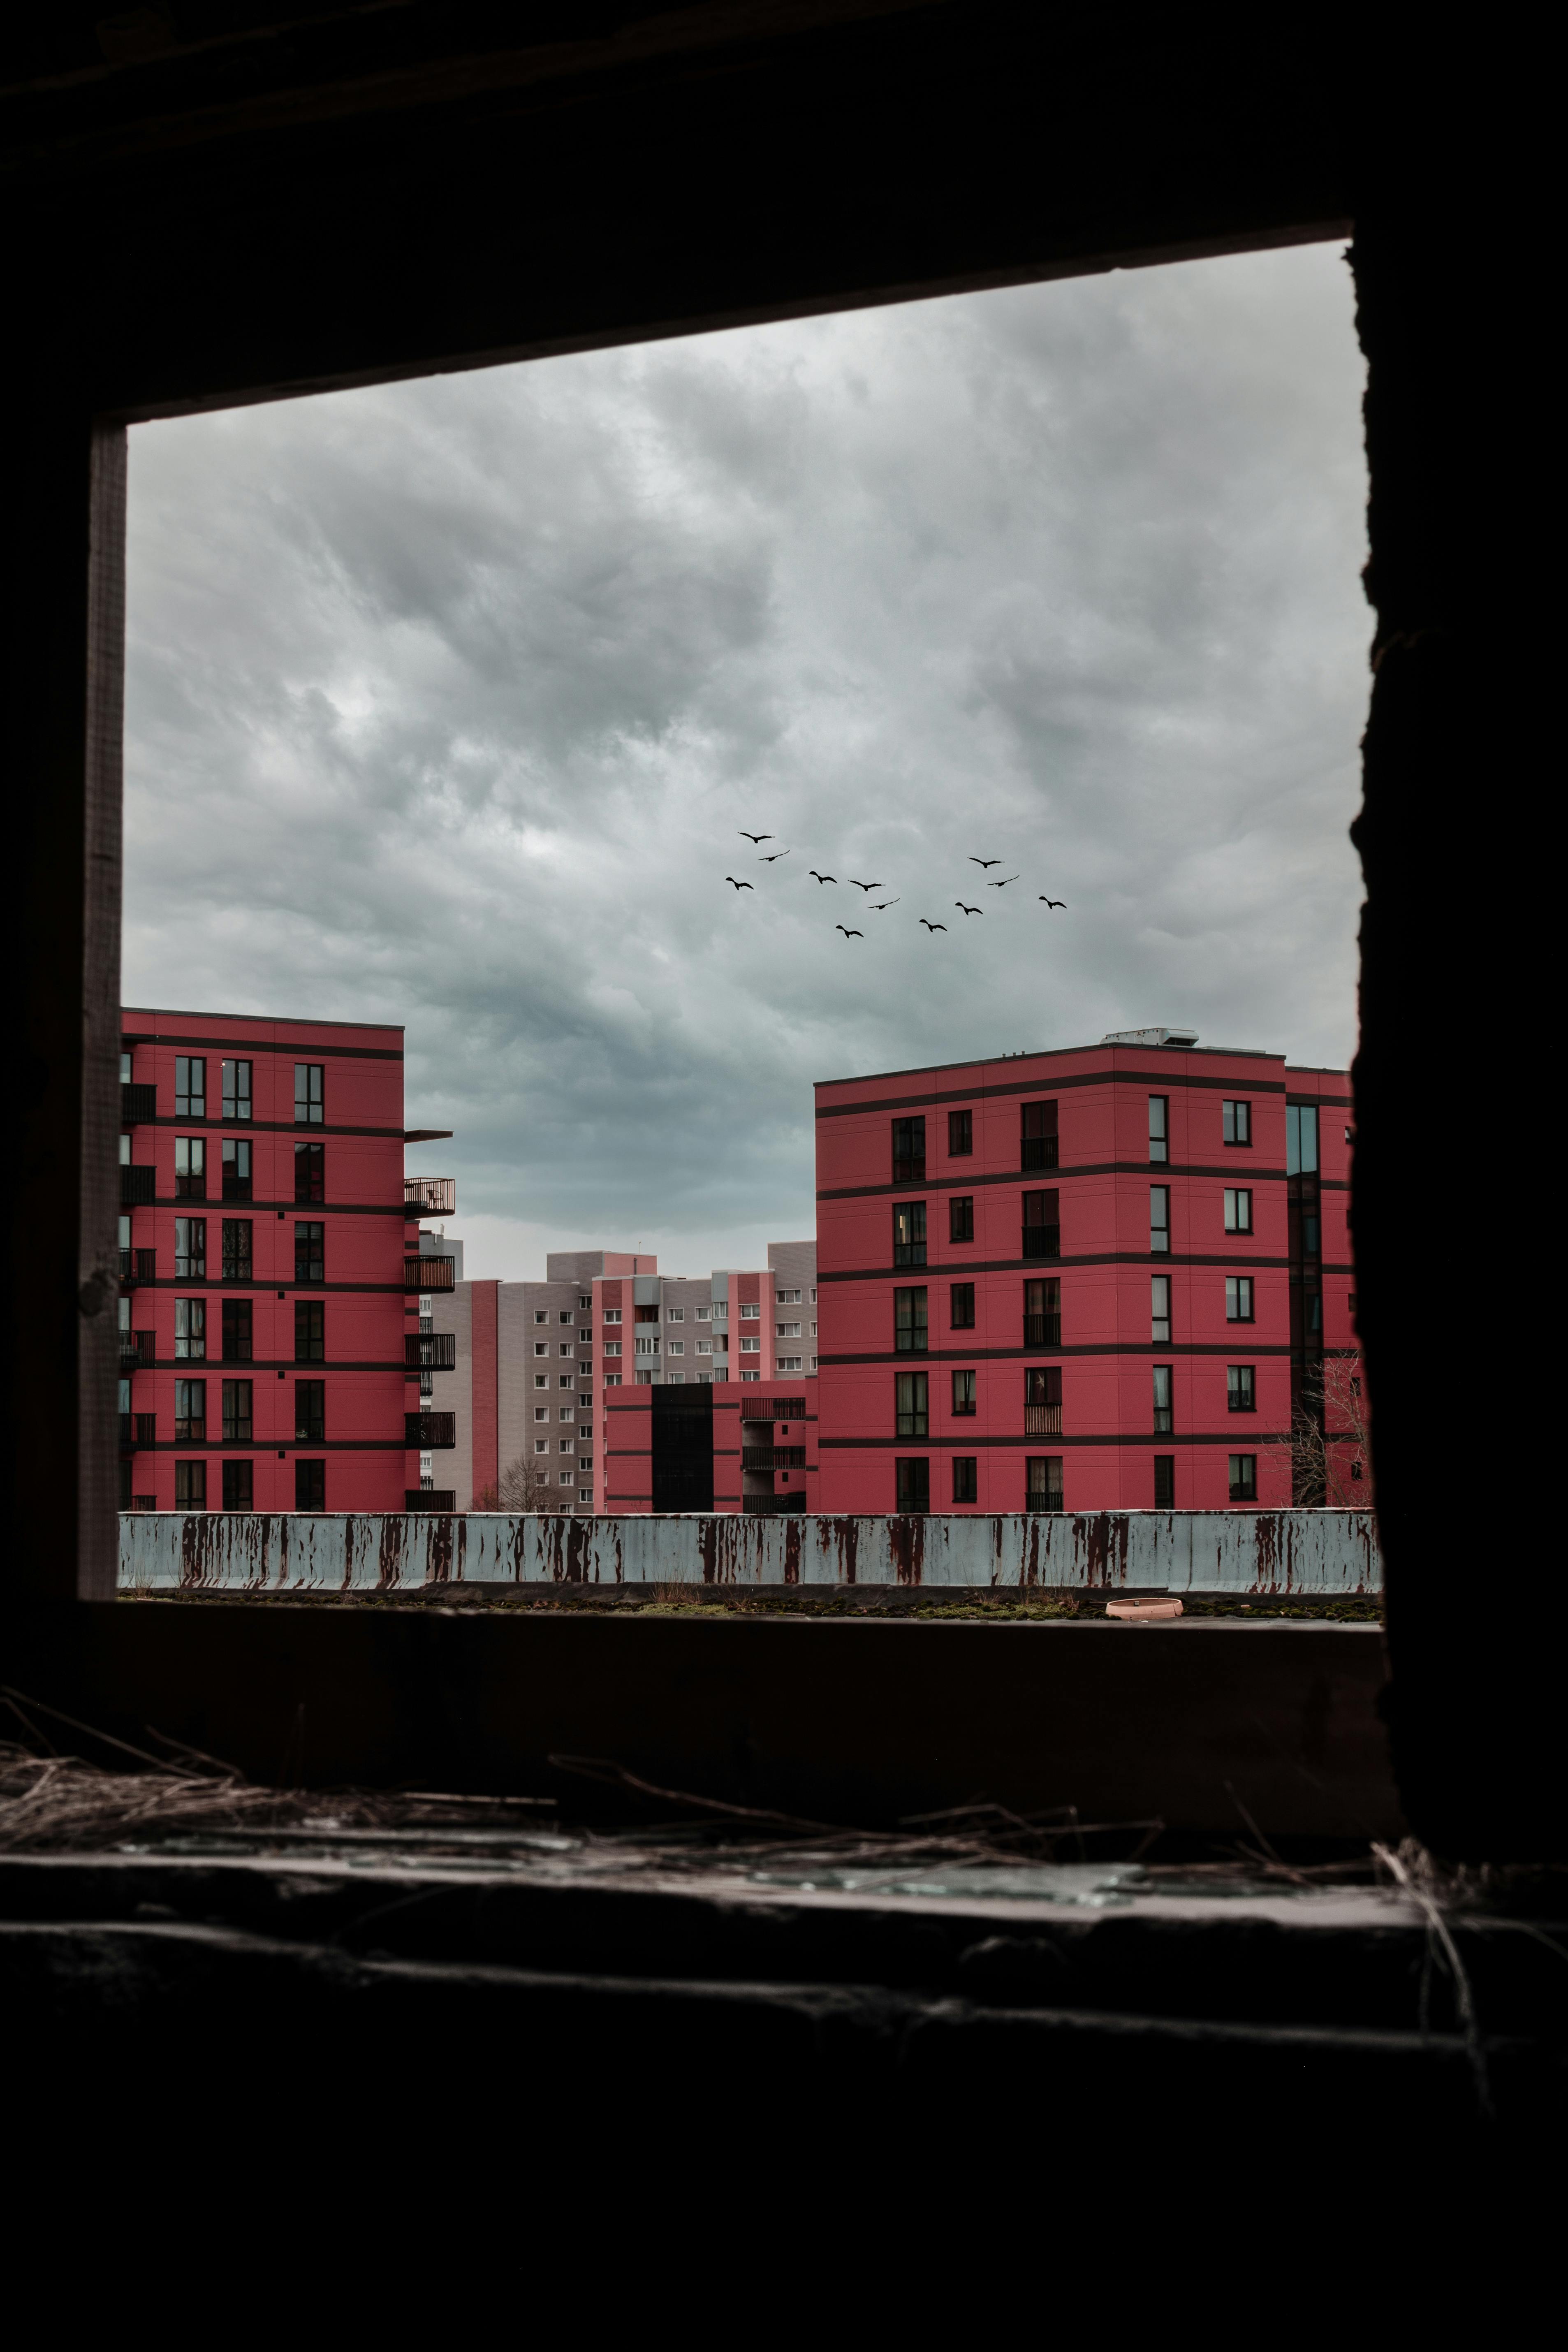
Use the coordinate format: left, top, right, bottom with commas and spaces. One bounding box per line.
119, 1509, 1381, 1597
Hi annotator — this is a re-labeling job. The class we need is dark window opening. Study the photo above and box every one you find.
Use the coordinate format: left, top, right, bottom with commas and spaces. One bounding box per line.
175, 1460, 206, 1510
1153, 1364, 1173, 1433
174, 1298, 206, 1360
895, 1457, 929, 1513
1021, 1099, 1058, 1171
1228, 1364, 1256, 1413
222, 1459, 254, 1511
222, 1058, 252, 1122
221, 1219, 252, 1283
895, 1370, 928, 1437
294, 1221, 324, 1284
894, 1287, 928, 1353
1025, 1365, 1061, 1435
294, 1141, 324, 1204
294, 1380, 325, 1442
892, 1115, 926, 1184
1026, 1456, 1063, 1513
174, 1379, 206, 1442
221, 1380, 252, 1442
1154, 1455, 1176, 1509
294, 1301, 325, 1363
948, 1195, 974, 1244
893, 1201, 927, 1267
947, 1108, 972, 1157
952, 1456, 977, 1504
951, 1368, 976, 1417
1024, 1277, 1060, 1346
1022, 1189, 1060, 1259
222, 1298, 253, 1363
296, 1459, 327, 1511
175, 1217, 206, 1280
222, 1138, 252, 1201
1229, 1452, 1258, 1504
949, 1281, 975, 1330
174, 1137, 206, 1200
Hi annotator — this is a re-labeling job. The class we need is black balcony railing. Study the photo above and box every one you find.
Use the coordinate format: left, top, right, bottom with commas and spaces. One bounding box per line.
1021, 1226, 1060, 1260
892, 1158, 925, 1186
406, 1489, 456, 1511
119, 1164, 155, 1206
135, 1413, 157, 1447
407, 1255, 455, 1291
405, 1177, 456, 1215
406, 1411, 456, 1447
1021, 1136, 1059, 1171
120, 1082, 158, 1124
119, 1329, 155, 1367
1028, 1492, 1064, 1514
892, 1242, 926, 1268
1024, 1403, 1063, 1436
406, 1332, 457, 1369
1023, 1314, 1061, 1346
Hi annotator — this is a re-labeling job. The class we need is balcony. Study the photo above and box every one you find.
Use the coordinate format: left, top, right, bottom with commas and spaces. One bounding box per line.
135, 1413, 157, 1448
405, 1177, 456, 1215
1021, 1226, 1060, 1260
120, 1082, 158, 1124
407, 1255, 455, 1291
1021, 1136, 1059, 1171
405, 1489, 456, 1512
406, 1411, 456, 1448
741, 1446, 807, 1470
1023, 1314, 1061, 1346
407, 1332, 457, 1370
119, 1165, 155, 1207
118, 1330, 155, 1368
1024, 1403, 1063, 1436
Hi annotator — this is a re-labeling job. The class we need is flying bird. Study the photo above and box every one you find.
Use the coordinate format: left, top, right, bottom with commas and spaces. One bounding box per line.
848, 879, 885, 892
739, 832, 774, 843
920, 920, 947, 934
955, 902, 982, 916
759, 850, 791, 862
871, 899, 900, 910
808, 871, 837, 884
1039, 896, 1066, 909
987, 875, 1021, 888
968, 857, 1003, 869
836, 925, 864, 939
724, 876, 754, 891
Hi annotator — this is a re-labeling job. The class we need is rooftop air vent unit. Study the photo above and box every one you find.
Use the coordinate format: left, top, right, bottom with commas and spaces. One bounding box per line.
1100, 1026, 1200, 1048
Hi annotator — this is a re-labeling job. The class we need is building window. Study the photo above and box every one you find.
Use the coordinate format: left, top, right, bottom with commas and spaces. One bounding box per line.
294, 1142, 324, 1204
295, 1459, 326, 1511
893, 1201, 927, 1266
776, 1321, 801, 1338
1226, 1276, 1255, 1323
892, 1115, 926, 1184
579, 1295, 592, 1310
947, 1108, 973, 1156
1019, 1277, 1057, 1348
894, 1287, 929, 1353
220, 1219, 250, 1281
1148, 1095, 1169, 1164
668, 1340, 685, 1356
176, 1217, 207, 1280
1022, 1190, 1060, 1258
222, 1058, 252, 1122
174, 1379, 206, 1441
1285, 1104, 1319, 1174
1025, 1366, 1061, 1435
175, 1056, 206, 1119
1154, 1455, 1176, 1509
221, 1458, 254, 1509
1223, 1187, 1253, 1234
218, 1298, 252, 1363
174, 1137, 206, 1200
1305, 1289, 1322, 1333
1223, 1099, 1251, 1147
604, 1342, 621, 1358
559, 1342, 574, 1357
1151, 1274, 1172, 1344
220, 1139, 252, 1201
221, 1380, 253, 1442
174, 1299, 206, 1360
776, 1288, 801, 1305
1026, 1457, 1064, 1513
294, 1380, 325, 1441
739, 1336, 760, 1354
635, 1336, 660, 1356
952, 1457, 978, 1504
666, 1307, 683, 1322
535, 1437, 550, 1453
949, 1195, 974, 1244
603, 1309, 622, 1324
293, 1301, 324, 1363
1153, 1365, 1173, 1433
739, 1302, 760, 1320
294, 1063, 324, 1125
951, 1369, 976, 1418
559, 1309, 574, 1325
294, 1222, 324, 1284
895, 1457, 930, 1513
1021, 1100, 1058, 1171
776, 1356, 804, 1372
1229, 1453, 1258, 1503
175, 1460, 206, 1509
558, 1438, 575, 1454
1150, 1186, 1170, 1254
950, 1282, 975, 1330
1228, 1365, 1256, 1412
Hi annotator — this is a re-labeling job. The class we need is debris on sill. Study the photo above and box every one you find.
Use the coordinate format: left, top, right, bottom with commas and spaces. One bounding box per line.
1106, 1598, 1183, 1622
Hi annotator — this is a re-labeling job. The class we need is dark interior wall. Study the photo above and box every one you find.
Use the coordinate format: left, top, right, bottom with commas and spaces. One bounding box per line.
2, 8, 1540, 1849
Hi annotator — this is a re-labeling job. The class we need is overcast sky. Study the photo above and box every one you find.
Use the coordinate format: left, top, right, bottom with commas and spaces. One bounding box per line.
125, 241, 1369, 1281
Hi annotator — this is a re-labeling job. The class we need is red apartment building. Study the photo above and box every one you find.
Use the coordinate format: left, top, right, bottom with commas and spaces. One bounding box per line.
815, 1028, 1354, 1513
118, 1008, 455, 1511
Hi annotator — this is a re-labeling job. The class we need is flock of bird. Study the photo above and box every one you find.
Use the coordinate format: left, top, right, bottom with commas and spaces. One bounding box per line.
724, 834, 1066, 939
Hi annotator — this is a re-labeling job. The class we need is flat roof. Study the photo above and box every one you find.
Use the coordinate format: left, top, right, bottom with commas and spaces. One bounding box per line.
815, 1040, 1293, 1090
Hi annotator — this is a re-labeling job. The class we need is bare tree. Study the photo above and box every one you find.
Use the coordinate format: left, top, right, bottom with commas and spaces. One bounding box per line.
1265, 1355, 1373, 1506
473, 1453, 567, 1513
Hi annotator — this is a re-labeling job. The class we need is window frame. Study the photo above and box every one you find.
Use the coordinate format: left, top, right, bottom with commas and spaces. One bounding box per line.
947, 1108, 972, 1157
294, 1062, 325, 1126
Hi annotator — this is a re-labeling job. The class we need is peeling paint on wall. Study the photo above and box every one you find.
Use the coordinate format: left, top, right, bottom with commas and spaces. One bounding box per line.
118, 1510, 1381, 1595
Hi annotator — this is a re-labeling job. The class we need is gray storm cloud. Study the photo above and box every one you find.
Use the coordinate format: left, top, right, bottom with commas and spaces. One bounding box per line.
125, 241, 1368, 1277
